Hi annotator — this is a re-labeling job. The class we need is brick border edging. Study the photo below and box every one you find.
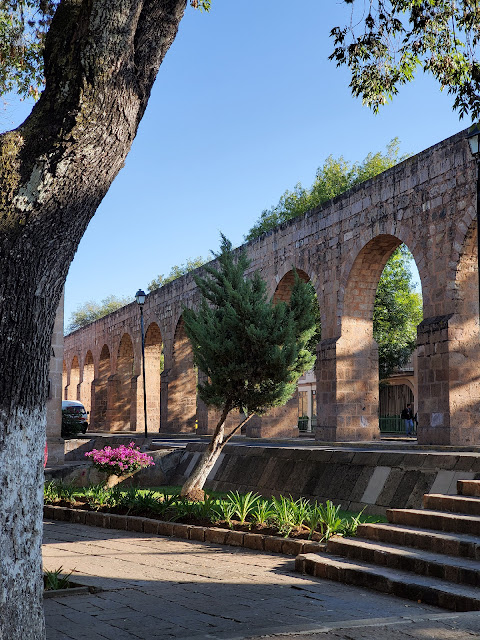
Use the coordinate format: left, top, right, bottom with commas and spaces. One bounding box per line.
43, 505, 326, 556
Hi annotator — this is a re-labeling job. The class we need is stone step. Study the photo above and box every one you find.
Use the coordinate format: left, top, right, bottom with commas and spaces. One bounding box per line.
423, 493, 480, 516
458, 480, 480, 497
357, 522, 480, 560
387, 508, 480, 535
326, 536, 480, 586
295, 553, 480, 611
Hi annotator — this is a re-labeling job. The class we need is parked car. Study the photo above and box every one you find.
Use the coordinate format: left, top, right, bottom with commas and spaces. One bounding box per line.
62, 400, 88, 434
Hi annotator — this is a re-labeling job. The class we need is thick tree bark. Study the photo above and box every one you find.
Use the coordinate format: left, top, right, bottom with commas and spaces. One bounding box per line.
0, 1, 187, 638
180, 410, 254, 496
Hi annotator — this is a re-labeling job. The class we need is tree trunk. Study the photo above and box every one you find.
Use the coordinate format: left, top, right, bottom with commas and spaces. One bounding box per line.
180, 410, 253, 496
0, 408, 46, 640
0, 1, 187, 637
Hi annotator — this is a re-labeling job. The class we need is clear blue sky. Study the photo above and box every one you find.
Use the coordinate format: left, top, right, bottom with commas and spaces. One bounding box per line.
2, 2, 467, 326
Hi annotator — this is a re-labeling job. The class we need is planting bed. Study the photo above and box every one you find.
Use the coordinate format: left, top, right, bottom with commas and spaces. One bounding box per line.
43, 503, 327, 556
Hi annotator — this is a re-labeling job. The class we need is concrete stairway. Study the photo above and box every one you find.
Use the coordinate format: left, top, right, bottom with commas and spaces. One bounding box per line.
295, 479, 480, 611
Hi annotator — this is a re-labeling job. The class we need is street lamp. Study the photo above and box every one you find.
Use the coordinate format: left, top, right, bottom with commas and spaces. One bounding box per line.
466, 123, 480, 324
135, 289, 148, 437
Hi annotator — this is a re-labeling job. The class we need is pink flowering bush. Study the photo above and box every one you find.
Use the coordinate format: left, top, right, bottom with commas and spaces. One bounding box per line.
85, 442, 154, 477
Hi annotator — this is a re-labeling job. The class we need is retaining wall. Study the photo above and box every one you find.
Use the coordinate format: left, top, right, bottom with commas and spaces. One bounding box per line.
173, 444, 480, 515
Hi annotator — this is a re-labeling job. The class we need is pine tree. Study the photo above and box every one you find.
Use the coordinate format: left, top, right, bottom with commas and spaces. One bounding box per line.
180, 235, 316, 497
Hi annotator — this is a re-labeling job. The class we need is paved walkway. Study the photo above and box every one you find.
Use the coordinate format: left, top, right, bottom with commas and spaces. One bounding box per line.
43, 520, 480, 640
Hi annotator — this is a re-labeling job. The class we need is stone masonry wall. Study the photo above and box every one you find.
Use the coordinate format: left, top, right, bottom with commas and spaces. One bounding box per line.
63, 129, 480, 445
172, 444, 480, 515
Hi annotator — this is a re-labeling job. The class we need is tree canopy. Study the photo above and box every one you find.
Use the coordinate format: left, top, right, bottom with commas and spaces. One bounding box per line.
331, 0, 480, 119
147, 256, 206, 292
66, 295, 132, 333
246, 138, 408, 241
182, 235, 316, 497
180, 236, 316, 496
0, 0, 210, 101
184, 237, 316, 416
3, 2, 480, 119
374, 246, 423, 379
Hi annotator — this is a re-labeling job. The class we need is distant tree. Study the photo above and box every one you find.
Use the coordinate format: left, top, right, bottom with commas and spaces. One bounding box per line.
180, 236, 316, 498
147, 256, 207, 292
245, 139, 408, 241
67, 295, 131, 333
374, 247, 423, 379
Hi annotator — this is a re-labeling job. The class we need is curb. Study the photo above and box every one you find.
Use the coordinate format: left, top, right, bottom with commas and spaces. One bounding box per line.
43, 585, 90, 599
43, 504, 326, 556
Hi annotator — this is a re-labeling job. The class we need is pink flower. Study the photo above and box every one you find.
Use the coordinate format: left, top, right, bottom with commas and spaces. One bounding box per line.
85, 442, 154, 477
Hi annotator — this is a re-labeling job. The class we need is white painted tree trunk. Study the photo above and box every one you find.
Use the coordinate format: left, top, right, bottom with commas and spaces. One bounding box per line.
0, 408, 46, 639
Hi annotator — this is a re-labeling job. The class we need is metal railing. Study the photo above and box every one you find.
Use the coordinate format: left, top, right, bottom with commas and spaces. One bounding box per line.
298, 416, 317, 432
379, 415, 417, 436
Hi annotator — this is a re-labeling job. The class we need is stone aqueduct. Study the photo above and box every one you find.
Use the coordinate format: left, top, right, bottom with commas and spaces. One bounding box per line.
63, 130, 480, 446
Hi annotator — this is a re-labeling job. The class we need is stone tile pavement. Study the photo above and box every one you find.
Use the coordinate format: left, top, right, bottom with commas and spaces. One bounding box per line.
43, 521, 480, 640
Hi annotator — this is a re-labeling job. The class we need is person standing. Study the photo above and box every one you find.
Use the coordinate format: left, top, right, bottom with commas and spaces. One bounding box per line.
401, 403, 414, 436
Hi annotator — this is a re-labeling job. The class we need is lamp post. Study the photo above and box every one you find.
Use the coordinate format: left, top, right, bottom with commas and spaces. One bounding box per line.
466, 123, 480, 325
135, 289, 148, 437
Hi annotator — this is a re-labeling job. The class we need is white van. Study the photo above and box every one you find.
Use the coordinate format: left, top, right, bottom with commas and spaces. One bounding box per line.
62, 400, 88, 433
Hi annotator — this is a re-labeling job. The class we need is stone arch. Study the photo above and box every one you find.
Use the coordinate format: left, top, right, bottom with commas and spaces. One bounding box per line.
261, 268, 320, 438
80, 350, 94, 420
267, 263, 322, 302
167, 315, 197, 432
142, 321, 163, 431
272, 268, 310, 303
66, 355, 80, 401
318, 234, 423, 441
93, 344, 110, 429
341, 234, 403, 331
337, 230, 427, 329
110, 333, 135, 431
